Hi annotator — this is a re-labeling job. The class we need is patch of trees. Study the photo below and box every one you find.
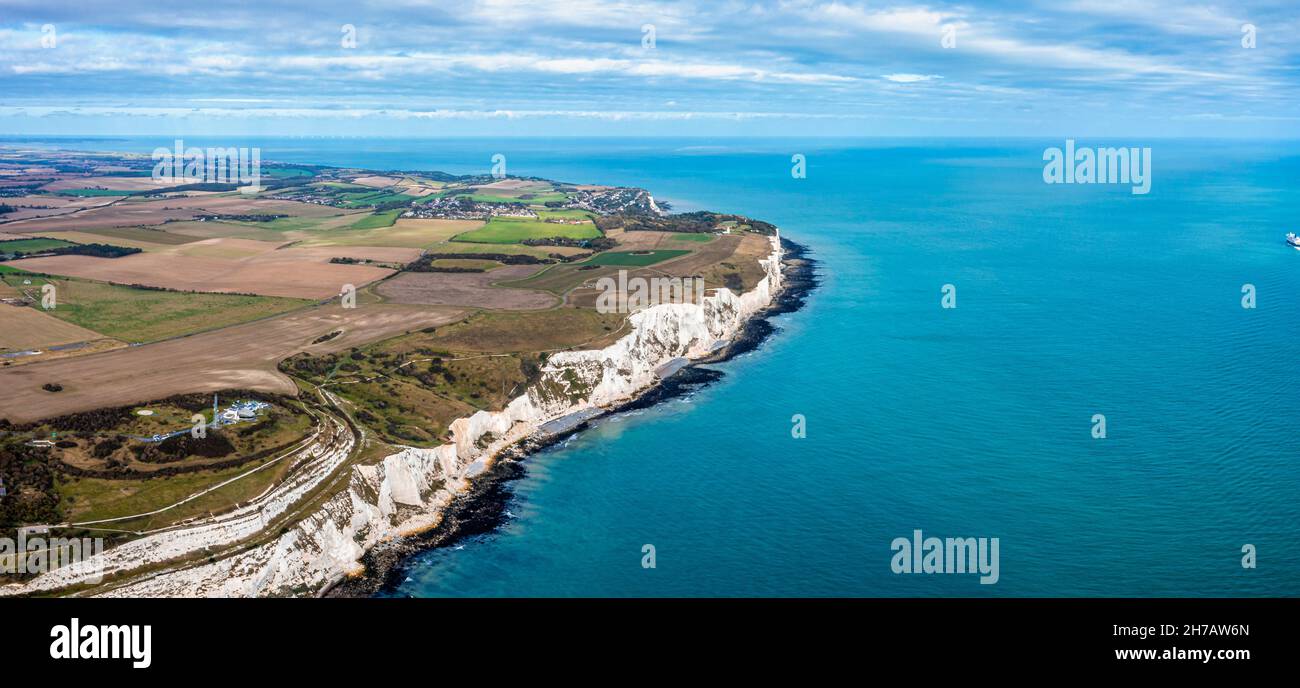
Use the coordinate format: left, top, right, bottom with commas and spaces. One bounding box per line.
420, 266, 486, 273
41, 383, 63, 393
521, 236, 617, 251
280, 352, 338, 377
92, 435, 126, 458
0, 183, 45, 197
0, 242, 143, 262
12, 404, 131, 434
0, 445, 60, 529
194, 213, 287, 222
0, 204, 14, 215
48, 243, 142, 259
103, 281, 260, 297
406, 253, 545, 270
312, 330, 342, 344
552, 252, 595, 263
58, 434, 297, 480
135, 432, 236, 462
595, 211, 776, 236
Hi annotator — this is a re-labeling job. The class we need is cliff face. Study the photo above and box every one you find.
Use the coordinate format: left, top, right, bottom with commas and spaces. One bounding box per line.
73, 234, 783, 597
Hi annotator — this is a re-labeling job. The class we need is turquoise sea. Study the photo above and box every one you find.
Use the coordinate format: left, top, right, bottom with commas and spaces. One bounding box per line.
16, 136, 1299, 596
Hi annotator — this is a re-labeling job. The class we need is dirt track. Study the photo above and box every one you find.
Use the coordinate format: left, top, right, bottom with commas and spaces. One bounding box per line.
0, 302, 467, 423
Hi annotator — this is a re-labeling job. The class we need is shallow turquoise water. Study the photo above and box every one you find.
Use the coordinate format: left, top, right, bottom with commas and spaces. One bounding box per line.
21, 136, 1298, 595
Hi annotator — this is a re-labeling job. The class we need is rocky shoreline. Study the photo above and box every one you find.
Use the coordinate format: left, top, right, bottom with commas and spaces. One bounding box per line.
325, 237, 819, 597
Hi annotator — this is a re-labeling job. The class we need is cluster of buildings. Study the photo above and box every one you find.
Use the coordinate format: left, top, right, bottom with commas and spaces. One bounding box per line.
404, 196, 538, 221
565, 187, 661, 216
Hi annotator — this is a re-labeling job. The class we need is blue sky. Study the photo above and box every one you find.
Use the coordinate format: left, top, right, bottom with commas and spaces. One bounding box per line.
0, 0, 1296, 137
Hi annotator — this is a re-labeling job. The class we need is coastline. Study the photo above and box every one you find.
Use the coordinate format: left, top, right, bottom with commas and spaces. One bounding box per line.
325, 237, 819, 597
6, 232, 815, 597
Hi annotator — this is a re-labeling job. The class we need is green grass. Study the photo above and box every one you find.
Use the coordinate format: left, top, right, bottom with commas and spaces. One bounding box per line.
581, 250, 690, 266
668, 233, 715, 243
429, 258, 501, 271
348, 209, 402, 230
0, 237, 76, 253
517, 193, 570, 205
536, 209, 594, 221
339, 191, 417, 208
0, 274, 309, 343
54, 188, 130, 197
80, 226, 201, 245
452, 217, 601, 244
441, 192, 529, 204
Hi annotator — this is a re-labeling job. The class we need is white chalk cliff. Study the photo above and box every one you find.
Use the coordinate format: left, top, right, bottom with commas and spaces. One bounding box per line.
16, 234, 783, 598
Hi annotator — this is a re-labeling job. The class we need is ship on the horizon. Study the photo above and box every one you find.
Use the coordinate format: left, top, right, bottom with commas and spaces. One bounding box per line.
1288, 232, 1300, 250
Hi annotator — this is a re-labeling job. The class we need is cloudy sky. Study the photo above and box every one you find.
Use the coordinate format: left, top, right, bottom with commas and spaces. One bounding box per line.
0, 0, 1296, 137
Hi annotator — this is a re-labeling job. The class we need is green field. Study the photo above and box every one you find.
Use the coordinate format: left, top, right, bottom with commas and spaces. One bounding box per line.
0, 274, 309, 342
537, 209, 594, 221
581, 250, 690, 266
0, 237, 77, 253
79, 226, 202, 245
348, 209, 402, 230
54, 188, 130, 197
452, 217, 601, 244
515, 193, 570, 205
429, 240, 580, 259
429, 258, 501, 270
669, 233, 715, 243
339, 191, 418, 208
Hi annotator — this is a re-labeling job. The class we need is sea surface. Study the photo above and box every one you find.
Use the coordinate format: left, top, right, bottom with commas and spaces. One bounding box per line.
13, 136, 1300, 596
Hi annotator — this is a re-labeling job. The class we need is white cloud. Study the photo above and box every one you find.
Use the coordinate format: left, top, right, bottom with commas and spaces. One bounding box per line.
0, 106, 871, 121
881, 73, 940, 83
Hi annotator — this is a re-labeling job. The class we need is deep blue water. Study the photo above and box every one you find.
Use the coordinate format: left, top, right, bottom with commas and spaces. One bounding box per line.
15, 136, 1299, 596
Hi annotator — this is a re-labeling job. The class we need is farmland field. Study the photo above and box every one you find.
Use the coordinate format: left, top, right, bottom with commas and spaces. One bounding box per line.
0, 305, 106, 350
348, 209, 402, 230
0, 237, 76, 253
54, 188, 131, 197
668, 233, 715, 243
452, 217, 601, 244
429, 240, 587, 259
426, 308, 627, 353
428, 258, 501, 270
0, 301, 469, 423
9, 249, 395, 299
500, 263, 620, 296
376, 266, 557, 310
536, 209, 595, 221
61, 226, 202, 246
298, 218, 481, 249
0, 273, 309, 342
580, 249, 689, 266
